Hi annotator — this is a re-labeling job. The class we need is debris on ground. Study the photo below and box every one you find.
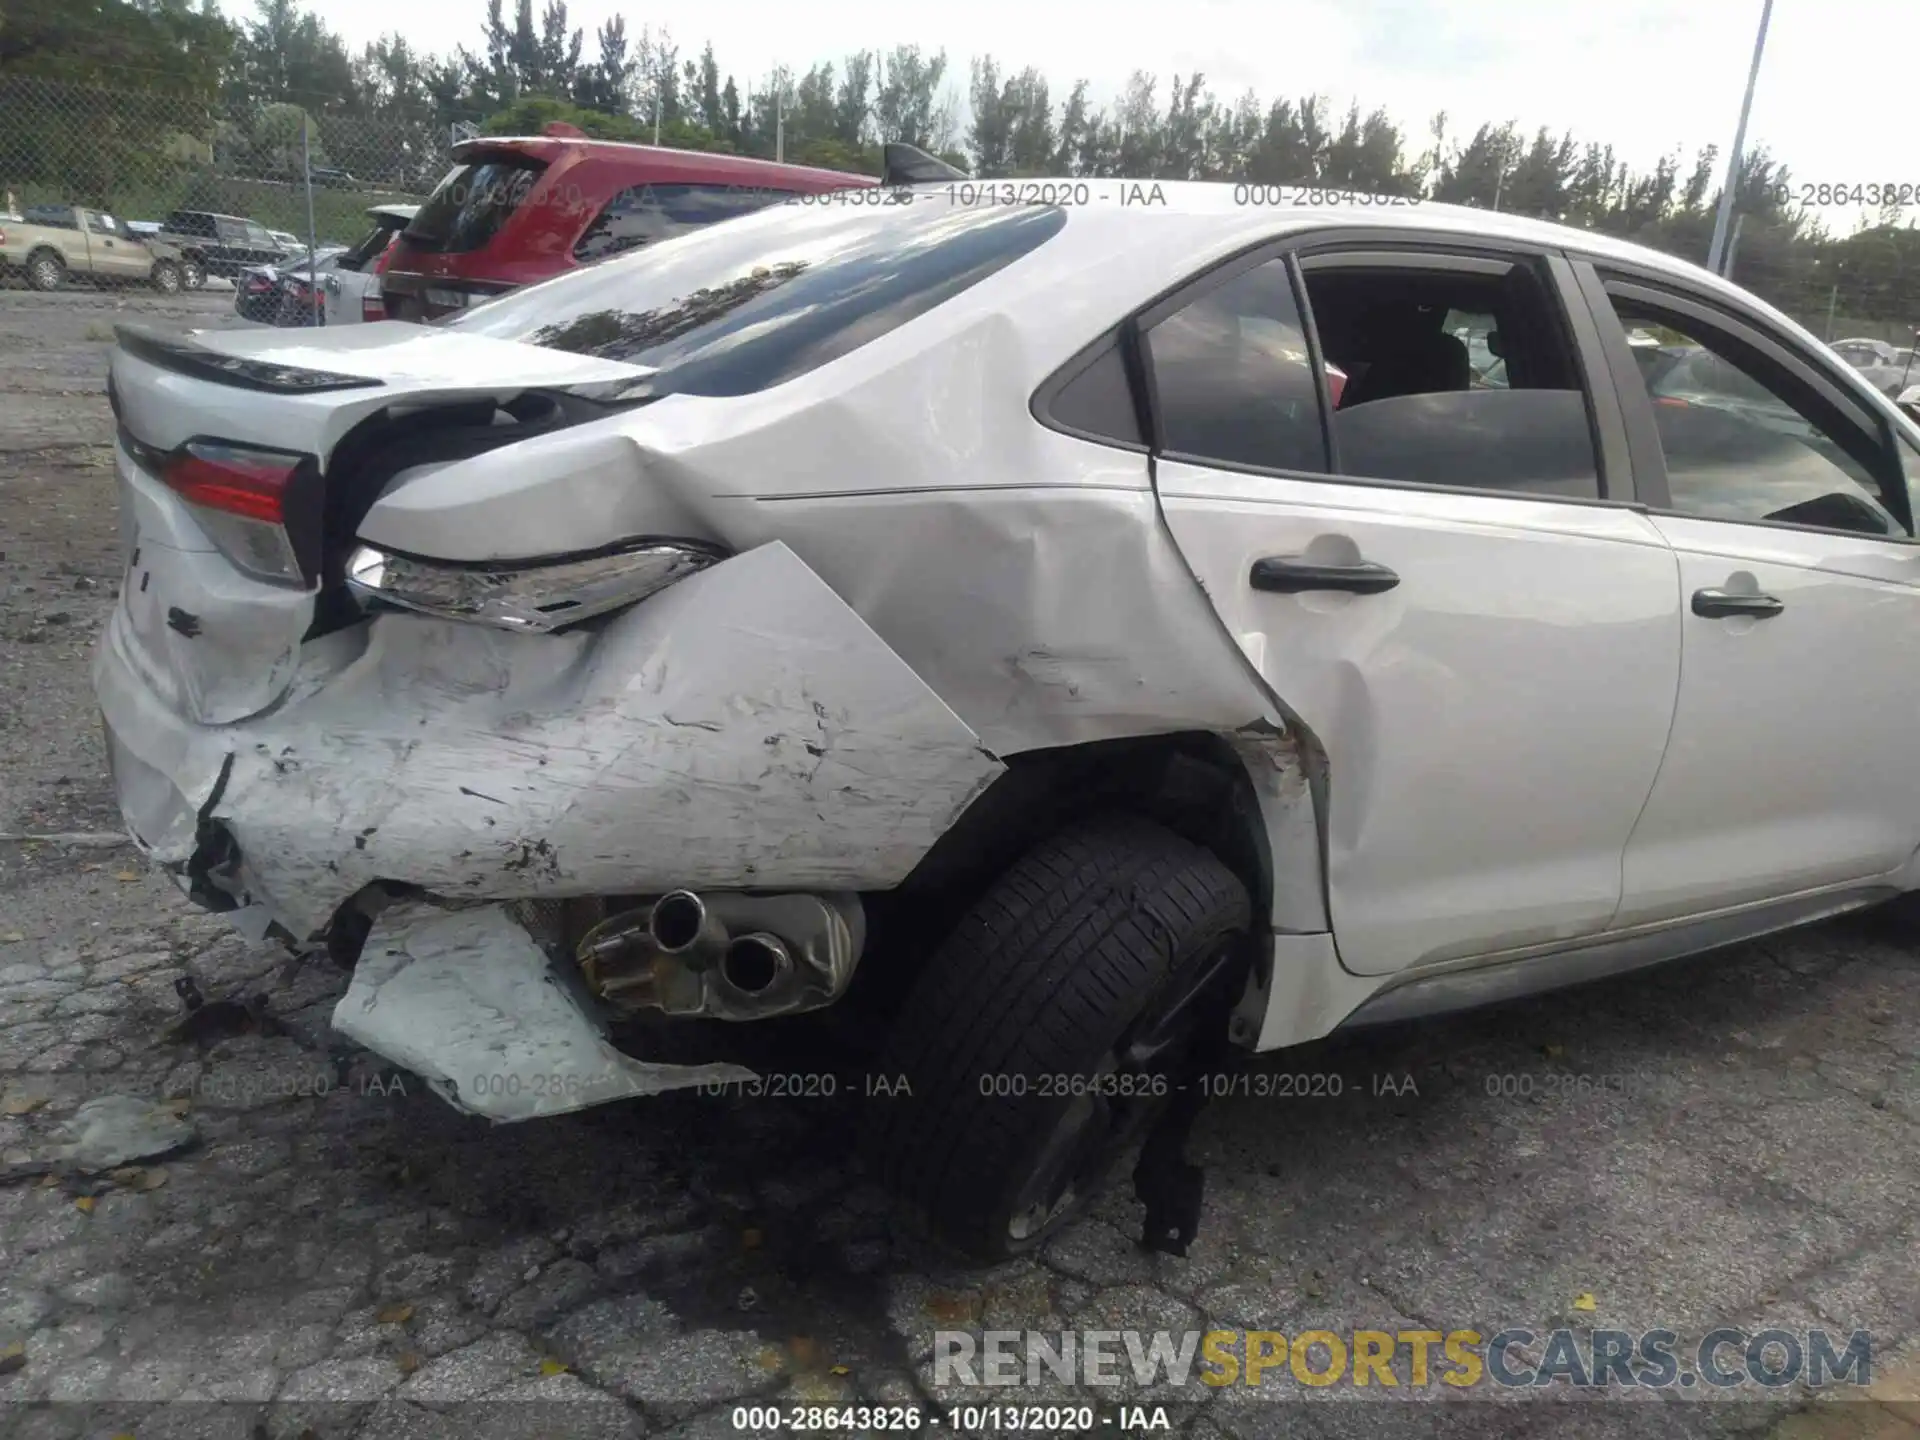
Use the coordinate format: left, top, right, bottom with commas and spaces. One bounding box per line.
160, 974, 286, 1046
48, 1093, 197, 1172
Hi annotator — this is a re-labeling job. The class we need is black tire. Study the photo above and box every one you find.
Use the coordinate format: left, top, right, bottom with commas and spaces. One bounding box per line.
180, 255, 207, 290
151, 260, 182, 295
865, 815, 1251, 1260
25, 249, 64, 292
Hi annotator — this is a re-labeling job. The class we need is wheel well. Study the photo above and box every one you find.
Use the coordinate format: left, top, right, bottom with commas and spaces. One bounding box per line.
27, 246, 62, 264
844, 732, 1274, 1023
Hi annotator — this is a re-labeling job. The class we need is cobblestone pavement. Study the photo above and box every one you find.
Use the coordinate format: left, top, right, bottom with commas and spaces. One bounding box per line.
0, 290, 1916, 1440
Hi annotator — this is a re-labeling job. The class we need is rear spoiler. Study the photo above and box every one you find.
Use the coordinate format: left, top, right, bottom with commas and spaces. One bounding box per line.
115, 325, 383, 395
881, 143, 969, 186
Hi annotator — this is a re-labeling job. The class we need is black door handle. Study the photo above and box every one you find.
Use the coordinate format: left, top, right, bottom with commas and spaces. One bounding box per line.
1250, 555, 1400, 595
1691, 587, 1784, 619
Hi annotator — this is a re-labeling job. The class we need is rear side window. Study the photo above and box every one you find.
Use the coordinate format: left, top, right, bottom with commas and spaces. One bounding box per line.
405, 156, 547, 254
453, 198, 1066, 398
1130, 251, 1600, 498
1143, 259, 1328, 473
575, 183, 791, 263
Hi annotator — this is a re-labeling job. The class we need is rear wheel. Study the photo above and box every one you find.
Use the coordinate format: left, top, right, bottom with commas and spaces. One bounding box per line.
180, 255, 206, 290
864, 815, 1251, 1260
150, 260, 182, 295
26, 250, 64, 292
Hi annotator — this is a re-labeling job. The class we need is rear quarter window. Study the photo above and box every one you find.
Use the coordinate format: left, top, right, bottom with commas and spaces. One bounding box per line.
452, 198, 1066, 398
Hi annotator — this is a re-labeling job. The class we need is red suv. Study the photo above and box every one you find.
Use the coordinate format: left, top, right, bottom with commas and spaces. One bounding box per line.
383, 132, 874, 321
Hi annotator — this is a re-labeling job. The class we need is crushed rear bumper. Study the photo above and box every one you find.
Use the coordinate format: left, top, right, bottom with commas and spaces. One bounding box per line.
94, 541, 1006, 1116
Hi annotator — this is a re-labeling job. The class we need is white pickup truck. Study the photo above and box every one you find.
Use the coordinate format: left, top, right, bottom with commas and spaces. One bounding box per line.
0, 204, 185, 293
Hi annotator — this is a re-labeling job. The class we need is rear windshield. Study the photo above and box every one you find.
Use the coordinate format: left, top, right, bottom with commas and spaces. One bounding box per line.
449, 196, 1066, 398
404, 155, 547, 254
341, 217, 405, 270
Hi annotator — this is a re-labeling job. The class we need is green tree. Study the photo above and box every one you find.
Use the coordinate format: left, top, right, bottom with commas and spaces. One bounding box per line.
253, 100, 326, 174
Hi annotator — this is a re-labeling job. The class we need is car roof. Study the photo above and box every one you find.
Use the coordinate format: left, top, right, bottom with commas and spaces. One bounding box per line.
881, 178, 1809, 328
453, 135, 875, 188
660, 179, 1845, 402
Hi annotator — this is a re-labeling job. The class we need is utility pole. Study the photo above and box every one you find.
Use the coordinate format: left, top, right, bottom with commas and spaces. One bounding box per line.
301, 112, 319, 320
1707, 0, 1774, 275
1724, 211, 1747, 279
1825, 281, 1840, 340
776, 85, 785, 164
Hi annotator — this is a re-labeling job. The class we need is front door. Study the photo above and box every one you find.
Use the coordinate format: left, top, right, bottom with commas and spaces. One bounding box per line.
87, 213, 147, 282
1141, 242, 1683, 975
1585, 271, 1920, 926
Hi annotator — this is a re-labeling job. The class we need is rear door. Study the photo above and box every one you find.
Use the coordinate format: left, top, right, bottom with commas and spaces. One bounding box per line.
1131, 239, 1682, 976
1578, 266, 1920, 925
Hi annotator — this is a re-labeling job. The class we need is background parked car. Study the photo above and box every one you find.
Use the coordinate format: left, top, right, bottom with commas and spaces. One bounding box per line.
230, 206, 417, 327
232, 244, 346, 324
1829, 334, 1918, 397
273, 245, 353, 326
316, 203, 415, 324
153, 209, 291, 289
0, 204, 184, 292
382, 129, 873, 320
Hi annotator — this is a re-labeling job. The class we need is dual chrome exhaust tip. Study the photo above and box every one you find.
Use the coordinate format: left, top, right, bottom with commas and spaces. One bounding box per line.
646, 890, 794, 995
577, 888, 860, 1021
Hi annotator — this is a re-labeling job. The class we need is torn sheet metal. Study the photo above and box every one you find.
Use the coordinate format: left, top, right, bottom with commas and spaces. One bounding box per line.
97, 541, 1006, 941
333, 900, 754, 1121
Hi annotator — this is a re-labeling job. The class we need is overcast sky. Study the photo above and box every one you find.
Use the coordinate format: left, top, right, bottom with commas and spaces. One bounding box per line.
284, 0, 1917, 228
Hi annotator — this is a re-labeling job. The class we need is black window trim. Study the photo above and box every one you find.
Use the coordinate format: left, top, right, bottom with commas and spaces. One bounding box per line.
1584, 265, 1916, 542
1027, 331, 1151, 455
1033, 224, 1638, 511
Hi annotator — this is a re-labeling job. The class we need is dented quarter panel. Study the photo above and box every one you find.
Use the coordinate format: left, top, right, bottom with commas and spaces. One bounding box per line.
103, 197, 1326, 967
334, 901, 755, 1121
358, 307, 1288, 757
98, 541, 1006, 940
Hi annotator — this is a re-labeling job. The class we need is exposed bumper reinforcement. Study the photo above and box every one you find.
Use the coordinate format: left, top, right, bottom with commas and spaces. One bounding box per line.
331, 900, 755, 1122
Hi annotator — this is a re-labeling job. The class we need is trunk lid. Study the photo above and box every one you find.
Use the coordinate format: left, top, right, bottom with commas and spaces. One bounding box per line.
107, 322, 653, 725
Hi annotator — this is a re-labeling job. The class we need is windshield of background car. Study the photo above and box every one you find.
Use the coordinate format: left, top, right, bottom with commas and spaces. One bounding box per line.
450, 195, 1067, 398
404, 155, 547, 253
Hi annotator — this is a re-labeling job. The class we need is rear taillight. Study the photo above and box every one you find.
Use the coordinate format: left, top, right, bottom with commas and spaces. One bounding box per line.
362, 294, 386, 322
161, 441, 312, 587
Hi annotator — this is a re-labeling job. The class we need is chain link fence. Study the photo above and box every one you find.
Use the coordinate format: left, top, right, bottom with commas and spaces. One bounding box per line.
0, 72, 464, 291
3, 67, 1917, 377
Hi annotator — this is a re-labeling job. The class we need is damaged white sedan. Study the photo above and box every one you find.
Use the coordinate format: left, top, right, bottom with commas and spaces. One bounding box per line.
96, 175, 1920, 1258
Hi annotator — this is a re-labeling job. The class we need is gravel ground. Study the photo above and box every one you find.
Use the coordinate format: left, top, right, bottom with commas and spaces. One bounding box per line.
0, 289, 1916, 1440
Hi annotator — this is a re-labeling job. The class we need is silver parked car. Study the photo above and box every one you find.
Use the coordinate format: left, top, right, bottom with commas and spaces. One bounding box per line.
94, 178, 1920, 1258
